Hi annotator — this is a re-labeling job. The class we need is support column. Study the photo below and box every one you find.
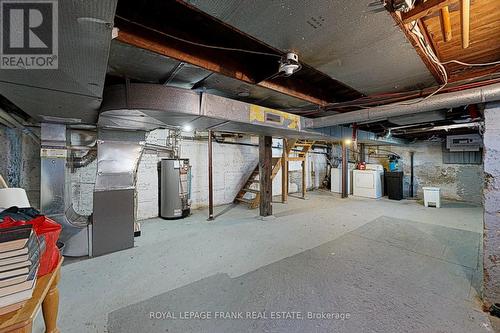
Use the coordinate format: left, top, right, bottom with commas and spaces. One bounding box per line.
208, 130, 214, 221
281, 138, 288, 203
341, 140, 348, 198
259, 136, 272, 217
301, 158, 306, 199
483, 102, 500, 306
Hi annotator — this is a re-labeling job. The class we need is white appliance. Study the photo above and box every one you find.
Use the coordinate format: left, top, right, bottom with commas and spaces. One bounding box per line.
331, 163, 354, 194
353, 164, 384, 199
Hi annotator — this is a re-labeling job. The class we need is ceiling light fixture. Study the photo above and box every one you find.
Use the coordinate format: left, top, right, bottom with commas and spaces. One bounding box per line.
278, 52, 301, 76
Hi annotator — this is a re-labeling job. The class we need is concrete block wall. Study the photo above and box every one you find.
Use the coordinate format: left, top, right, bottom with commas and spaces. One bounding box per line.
483, 102, 500, 305
0, 127, 328, 221
365, 142, 483, 204
137, 132, 327, 219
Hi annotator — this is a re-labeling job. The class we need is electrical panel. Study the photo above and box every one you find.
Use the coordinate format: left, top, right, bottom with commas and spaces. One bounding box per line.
446, 134, 483, 152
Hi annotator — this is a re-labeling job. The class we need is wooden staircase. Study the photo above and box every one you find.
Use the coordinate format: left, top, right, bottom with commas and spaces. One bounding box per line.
234, 158, 281, 209
234, 139, 315, 209
290, 139, 314, 159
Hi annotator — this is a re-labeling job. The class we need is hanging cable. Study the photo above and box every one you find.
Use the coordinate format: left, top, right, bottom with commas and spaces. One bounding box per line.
115, 15, 283, 58
441, 59, 500, 67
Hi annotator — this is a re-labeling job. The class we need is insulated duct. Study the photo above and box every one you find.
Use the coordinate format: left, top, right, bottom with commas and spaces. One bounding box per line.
308, 83, 500, 128
40, 123, 91, 257
69, 149, 97, 170
99, 84, 329, 140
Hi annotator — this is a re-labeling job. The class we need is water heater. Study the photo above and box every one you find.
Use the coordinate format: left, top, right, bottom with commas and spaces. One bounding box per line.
159, 159, 191, 219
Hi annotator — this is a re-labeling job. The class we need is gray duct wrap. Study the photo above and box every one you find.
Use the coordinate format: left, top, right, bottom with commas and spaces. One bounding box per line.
40, 123, 91, 257
69, 148, 97, 170
308, 83, 500, 128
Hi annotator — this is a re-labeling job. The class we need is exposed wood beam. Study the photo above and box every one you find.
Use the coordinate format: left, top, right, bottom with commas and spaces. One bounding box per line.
116, 24, 332, 106
448, 64, 500, 83
259, 136, 273, 217
440, 6, 453, 42
402, 0, 458, 24
114, 0, 363, 108
281, 139, 288, 204
301, 159, 306, 199
461, 0, 470, 48
389, 12, 446, 84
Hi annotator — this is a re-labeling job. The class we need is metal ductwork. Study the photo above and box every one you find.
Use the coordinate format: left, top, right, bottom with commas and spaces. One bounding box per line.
91, 129, 146, 257
99, 83, 330, 140
307, 83, 500, 128
69, 149, 97, 170
40, 123, 91, 257
98, 83, 404, 145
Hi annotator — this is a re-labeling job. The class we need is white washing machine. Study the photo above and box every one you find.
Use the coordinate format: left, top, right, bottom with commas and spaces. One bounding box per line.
331, 164, 354, 194
352, 164, 384, 198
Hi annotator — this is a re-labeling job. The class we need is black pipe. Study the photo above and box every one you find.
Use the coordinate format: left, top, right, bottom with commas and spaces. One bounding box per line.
410, 151, 414, 198
208, 130, 214, 221
211, 137, 328, 155
341, 141, 348, 198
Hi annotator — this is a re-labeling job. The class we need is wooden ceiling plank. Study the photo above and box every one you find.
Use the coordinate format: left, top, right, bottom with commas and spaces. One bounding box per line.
402, 0, 459, 24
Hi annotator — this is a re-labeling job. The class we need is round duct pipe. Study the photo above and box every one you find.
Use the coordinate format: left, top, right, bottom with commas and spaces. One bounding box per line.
309, 83, 500, 128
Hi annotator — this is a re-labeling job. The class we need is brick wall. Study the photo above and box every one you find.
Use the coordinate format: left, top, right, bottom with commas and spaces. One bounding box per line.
0, 127, 328, 221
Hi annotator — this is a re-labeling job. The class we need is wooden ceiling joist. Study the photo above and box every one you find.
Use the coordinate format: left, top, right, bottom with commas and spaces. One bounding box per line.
402, 0, 458, 24
461, 0, 470, 48
389, 11, 446, 84
114, 0, 362, 108
440, 6, 452, 42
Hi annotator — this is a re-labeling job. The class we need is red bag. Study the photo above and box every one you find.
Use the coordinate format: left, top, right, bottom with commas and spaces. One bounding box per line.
1, 216, 61, 277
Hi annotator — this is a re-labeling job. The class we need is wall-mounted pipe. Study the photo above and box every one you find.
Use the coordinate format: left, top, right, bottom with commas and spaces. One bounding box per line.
207, 130, 214, 221
309, 83, 500, 128
341, 141, 348, 199
69, 148, 98, 170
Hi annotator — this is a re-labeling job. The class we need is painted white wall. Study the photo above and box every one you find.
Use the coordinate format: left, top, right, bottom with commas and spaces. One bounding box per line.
68, 129, 328, 220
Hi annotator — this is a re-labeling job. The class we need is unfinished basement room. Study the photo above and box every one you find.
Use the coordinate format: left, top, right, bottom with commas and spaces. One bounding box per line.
1, 0, 500, 332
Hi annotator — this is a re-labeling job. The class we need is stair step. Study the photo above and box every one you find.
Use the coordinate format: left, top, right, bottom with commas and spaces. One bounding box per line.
248, 179, 259, 183
236, 197, 255, 204
243, 188, 259, 194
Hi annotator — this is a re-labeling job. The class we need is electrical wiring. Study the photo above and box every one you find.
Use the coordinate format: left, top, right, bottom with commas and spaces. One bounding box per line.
115, 15, 283, 58
115, 14, 498, 115
441, 59, 500, 67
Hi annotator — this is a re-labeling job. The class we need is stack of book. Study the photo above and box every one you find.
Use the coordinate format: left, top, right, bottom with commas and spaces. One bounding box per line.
0, 224, 41, 315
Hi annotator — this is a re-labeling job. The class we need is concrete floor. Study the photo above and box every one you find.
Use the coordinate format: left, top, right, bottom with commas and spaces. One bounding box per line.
34, 191, 494, 332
